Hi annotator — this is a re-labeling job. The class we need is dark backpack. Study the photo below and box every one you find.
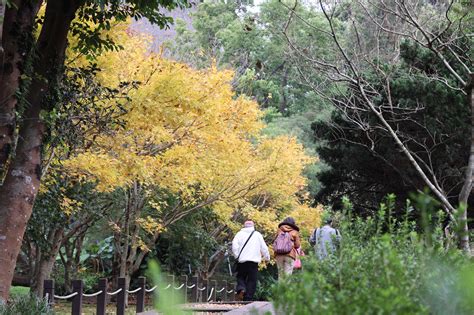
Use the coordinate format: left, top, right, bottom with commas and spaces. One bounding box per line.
273, 231, 293, 254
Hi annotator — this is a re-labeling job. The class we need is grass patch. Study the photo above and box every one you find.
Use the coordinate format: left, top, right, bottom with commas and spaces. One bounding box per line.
9, 286, 30, 297
53, 302, 154, 315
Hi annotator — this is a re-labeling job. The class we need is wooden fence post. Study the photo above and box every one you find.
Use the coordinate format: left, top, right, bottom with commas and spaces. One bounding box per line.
96, 278, 107, 315
223, 280, 228, 302
71, 280, 83, 315
180, 275, 188, 303
211, 280, 218, 302
43, 279, 54, 306
203, 280, 210, 303
191, 276, 199, 303
230, 282, 236, 301
136, 276, 146, 313
197, 278, 204, 303
116, 277, 126, 315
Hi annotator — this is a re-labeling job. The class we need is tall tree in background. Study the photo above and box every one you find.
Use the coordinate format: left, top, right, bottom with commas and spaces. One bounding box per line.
0, 0, 189, 300
281, 0, 472, 251
168, 0, 333, 195
314, 50, 469, 213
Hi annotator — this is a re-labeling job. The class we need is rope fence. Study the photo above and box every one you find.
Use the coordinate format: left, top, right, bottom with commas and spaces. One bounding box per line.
43, 276, 237, 315
145, 285, 157, 293
82, 290, 103, 297
174, 283, 185, 290
106, 288, 123, 296
53, 292, 78, 299
207, 287, 214, 302
126, 287, 142, 294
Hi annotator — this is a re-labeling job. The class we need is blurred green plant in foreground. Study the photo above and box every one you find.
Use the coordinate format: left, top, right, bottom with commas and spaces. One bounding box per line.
148, 260, 189, 315
272, 194, 474, 315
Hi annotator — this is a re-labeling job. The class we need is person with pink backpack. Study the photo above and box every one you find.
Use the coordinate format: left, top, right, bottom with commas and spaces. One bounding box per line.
273, 217, 301, 279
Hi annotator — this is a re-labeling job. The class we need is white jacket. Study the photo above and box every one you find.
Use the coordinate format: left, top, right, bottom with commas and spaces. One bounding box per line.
232, 227, 270, 263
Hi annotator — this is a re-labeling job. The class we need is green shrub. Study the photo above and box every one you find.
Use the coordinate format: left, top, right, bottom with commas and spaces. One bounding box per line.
254, 267, 278, 301
271, 195, 474, 315
0, 294, 54, 315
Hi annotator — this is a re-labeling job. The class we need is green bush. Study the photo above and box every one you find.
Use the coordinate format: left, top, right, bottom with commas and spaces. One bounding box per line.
271, 195, 474, 315
0, 294, 54, 315
254, 267, 278, 301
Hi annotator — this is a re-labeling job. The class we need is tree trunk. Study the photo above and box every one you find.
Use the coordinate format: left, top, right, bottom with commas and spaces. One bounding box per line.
31, 255, 57, 297
458, 73, 474, 254
60, 245, 73, 293
0, 110, 45, 300
279, 67, 289, 114
0, 0, 40, 178
119, 184, 142, 305
202, 248, 226, 281
0, 0, 81, 300
60, 231, 86, 293
30, 228, 64, 296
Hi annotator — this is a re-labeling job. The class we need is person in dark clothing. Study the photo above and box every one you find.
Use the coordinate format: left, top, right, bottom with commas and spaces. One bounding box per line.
235, 262, 258, 301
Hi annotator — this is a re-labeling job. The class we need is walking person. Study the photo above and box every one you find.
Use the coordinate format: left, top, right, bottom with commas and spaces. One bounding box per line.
273, 217, 301, 279
232, 220, 270, 301
309, 217, 341, 260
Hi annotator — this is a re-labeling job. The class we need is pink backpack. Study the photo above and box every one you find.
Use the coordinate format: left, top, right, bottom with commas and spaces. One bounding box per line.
273, 232, 293, 254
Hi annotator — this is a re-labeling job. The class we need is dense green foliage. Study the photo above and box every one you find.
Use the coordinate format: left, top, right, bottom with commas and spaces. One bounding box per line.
272, 196, 474, 314
170, 0, 317, 115
314, 41, 470, 212
153, 208, 220, 275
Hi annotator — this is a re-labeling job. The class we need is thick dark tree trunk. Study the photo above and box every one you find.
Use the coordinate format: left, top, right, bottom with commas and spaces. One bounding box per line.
0, 107, 46, 300
0, 0, 82, 300
0, 0, 40, 177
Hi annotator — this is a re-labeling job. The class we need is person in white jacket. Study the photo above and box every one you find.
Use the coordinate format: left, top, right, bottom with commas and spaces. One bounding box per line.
232, 220, 270, 301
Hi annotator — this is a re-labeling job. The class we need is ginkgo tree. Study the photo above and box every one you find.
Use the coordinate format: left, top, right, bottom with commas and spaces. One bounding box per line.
65, 25, 320, 289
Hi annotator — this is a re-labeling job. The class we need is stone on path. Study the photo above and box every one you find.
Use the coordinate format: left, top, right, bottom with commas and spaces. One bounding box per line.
223, 301, 277, 315
138, 301, 278, 314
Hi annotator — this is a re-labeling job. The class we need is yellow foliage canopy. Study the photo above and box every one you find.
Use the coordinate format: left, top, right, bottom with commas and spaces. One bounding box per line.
65, 25, 320, 236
